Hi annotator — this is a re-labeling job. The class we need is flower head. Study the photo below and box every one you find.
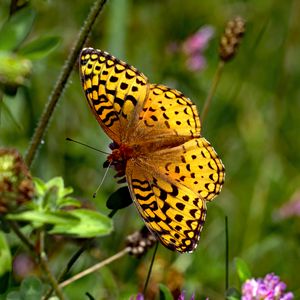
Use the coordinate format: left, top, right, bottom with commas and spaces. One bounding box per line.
276, 191, 300, 219
182, 25, 214, 72
178, 291, 195, 300
182, 26, 214, 55
242, 273, 294, 300
0, 148, 34, 214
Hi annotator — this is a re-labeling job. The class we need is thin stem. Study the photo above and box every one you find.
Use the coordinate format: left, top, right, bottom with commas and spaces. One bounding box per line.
25, 0, 108, 168
44, 239, 93, 300
59, 247, 130, 288
38, 230, 64, 300
201, 60, 225, 125
8, 221, 64, 299
0, 90, 3, 124
143, 242, 159, 297
40, 252, 65, 300
7, 220, 35, 252
225, 216, 229, 291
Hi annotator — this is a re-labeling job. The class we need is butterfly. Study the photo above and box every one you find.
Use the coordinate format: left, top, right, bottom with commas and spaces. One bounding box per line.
79, 47, 225, 253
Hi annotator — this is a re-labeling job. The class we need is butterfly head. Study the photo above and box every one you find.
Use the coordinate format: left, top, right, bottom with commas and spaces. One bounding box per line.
105, 142, 135, 180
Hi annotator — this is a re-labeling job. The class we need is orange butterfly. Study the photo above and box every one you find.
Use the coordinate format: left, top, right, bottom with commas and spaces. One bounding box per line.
79, 48, 224, 253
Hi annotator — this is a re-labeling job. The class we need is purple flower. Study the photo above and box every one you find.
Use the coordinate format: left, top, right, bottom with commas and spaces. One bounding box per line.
178, 292, 195, 300
242, 273, 294, 300
276, 191, 300, 219
186, 55, 206, 71
182, 26, 215, 55
130, 293, 144, 300
181, 25, 214, 72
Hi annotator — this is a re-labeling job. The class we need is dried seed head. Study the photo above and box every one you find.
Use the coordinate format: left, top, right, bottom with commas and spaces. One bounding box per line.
219, 16, 245, 62
126, 226, 157, 258
0, 148, 34, 214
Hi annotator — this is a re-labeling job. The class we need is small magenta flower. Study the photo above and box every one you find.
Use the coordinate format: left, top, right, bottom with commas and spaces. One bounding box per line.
186, 55, 206, 72
276, 191, 300, 219
182, 26, 215, 55
130, 293, 144, 300
182, 25, 214, 72
242, 273, 294, 300
178, 291, 195, 300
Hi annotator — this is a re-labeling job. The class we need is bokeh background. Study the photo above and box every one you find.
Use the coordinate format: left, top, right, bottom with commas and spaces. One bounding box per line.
1, 0, 300, 299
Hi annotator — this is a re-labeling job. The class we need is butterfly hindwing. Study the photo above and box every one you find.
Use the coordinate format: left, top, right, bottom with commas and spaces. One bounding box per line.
126, 138, 224, 253
126, 161, 206, 252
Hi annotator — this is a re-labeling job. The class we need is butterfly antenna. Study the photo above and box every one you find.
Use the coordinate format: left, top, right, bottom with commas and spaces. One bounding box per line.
66, 137, 110, 155
93, 160, 112, 198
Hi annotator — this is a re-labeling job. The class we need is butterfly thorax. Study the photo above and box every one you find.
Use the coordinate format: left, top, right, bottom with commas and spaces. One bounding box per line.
105, 141, 135, 180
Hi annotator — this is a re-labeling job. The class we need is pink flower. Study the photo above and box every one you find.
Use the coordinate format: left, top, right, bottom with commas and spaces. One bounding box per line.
182, 26, 214, 55
182, 25, 214, 72
276, 191, 300, 219
242, 273, 294, 300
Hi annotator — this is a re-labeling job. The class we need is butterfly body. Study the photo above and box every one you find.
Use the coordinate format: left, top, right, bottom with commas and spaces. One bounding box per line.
80, 48, 225, 253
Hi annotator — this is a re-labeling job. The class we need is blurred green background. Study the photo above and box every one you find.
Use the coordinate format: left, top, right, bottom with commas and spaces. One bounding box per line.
1, 0, 300, 299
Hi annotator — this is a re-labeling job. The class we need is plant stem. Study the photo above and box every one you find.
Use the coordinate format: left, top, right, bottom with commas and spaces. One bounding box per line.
201, 60, 225, 125
143, 242, 159, 297
225, 216, 229, 291
25, 0, 108, 168
7, 220, 35, 252
40, 252, 65, 300
8, 221, 64, 299
38, 230, 65, 300
44, 239, 93, 299
59, 247, 130, 288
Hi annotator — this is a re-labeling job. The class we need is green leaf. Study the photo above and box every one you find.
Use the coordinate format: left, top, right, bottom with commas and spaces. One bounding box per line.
33, 177, 46, 195
0, 8, 35, 51
43, 186, 59, 210
6, 291, 21, 300
49, 209, 113, 238
0, 51, 32, 87
46, 177, 64, 193
7, 209, 113, 238
226, 287, 241, 300
19, 36, 60, 60
20, 276, 43, 300
7, 210, 78, 228
235, 257, 252, 282
57, 196, 81, 208
0, 231, 12, 276
32, 176, 77, 210
159, 284, 173, 300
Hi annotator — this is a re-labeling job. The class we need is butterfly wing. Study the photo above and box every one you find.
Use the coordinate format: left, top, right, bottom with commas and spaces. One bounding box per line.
126, 138, 224, 253
79, 48, 149, 144
128, 84, 202, 146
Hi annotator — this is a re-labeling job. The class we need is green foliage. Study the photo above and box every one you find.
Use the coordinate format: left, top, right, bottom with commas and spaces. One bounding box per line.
159, 284, 173, 300
19, 36, 61, 60
1, 0, 299, 299
235, 257, 252, 283
0, 232, 11, 277
226, 287, 241, 300
6, 276, 43, 300
0, 8, 35, 51
7, 177, 113, 238
0, 5, 59, 97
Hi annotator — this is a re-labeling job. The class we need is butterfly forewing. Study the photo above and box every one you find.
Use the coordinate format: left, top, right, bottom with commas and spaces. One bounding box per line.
128, 84, 201, 145
80, 48, 149, 144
